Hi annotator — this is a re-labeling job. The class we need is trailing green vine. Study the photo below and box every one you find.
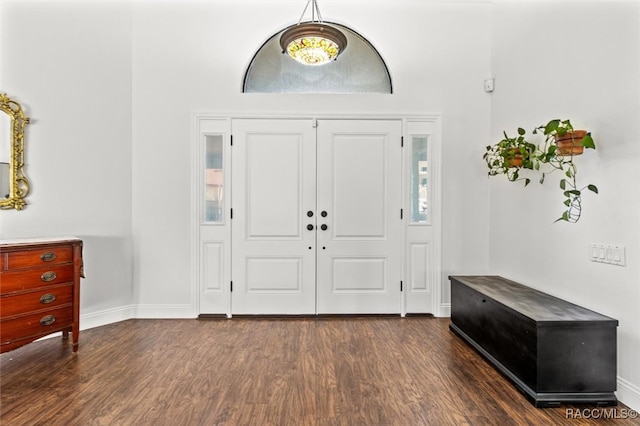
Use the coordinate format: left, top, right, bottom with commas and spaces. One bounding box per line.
484, 119, 598, 223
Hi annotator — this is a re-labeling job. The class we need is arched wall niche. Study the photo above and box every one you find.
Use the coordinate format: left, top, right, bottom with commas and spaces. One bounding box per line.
243, 22, 392, 94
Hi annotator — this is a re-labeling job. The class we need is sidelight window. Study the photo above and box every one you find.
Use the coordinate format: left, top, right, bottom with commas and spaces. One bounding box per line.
204, 135, 224, 223
410, 136, 429, 223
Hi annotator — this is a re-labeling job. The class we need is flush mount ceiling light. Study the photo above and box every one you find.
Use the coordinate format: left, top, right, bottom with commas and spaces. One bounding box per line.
279, 0, 347, 66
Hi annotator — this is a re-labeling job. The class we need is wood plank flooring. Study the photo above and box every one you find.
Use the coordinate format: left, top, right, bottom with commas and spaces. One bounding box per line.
1, 317, 638, 425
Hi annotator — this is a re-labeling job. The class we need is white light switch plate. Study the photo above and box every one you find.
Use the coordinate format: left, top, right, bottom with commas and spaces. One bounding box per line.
590, 243, 626, 266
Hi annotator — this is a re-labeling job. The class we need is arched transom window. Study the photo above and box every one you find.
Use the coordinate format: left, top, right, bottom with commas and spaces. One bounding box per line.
243, 22, 392, 94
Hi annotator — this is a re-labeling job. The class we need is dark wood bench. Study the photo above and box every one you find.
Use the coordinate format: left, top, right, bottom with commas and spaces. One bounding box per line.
449, 275, 618, 407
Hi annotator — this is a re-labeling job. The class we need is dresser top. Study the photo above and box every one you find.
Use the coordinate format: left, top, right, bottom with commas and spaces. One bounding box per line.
449, 275, 618, 325
0, 236, 82, 247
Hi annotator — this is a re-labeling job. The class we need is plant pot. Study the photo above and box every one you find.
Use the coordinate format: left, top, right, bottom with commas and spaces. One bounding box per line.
555, 130, 587, 155
504, 148, 523, 167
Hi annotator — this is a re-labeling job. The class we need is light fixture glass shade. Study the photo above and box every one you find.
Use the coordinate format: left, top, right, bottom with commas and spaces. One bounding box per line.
280, 23, 347, 66
287, 36, 339, 66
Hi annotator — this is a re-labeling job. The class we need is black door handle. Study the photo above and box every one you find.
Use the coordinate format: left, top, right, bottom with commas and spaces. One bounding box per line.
321, 224, 328, 231
321, 211, 328, 217
307, 211, 314, 217
307, 224, 314, 231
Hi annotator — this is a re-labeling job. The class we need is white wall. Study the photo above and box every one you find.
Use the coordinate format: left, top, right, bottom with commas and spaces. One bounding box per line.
2, 0, 492, 320
0, 1, 134, 326
489, 0, 640, 410
130, 1, 492, 315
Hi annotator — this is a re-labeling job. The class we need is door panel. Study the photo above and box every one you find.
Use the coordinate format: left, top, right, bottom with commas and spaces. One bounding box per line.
245, 257, 302, 292
245, 134, 302, 238
231, 119, 316, 314
404, 121, 438, 314
331, 257, 387, 292
317, 120, 402, 314
331, 134, 387, 238
197, 119, 231, 315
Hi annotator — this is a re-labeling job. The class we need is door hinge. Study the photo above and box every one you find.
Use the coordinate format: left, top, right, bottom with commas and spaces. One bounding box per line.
230, 208, 233, 219
312, 119, 318, 128
400, 208, 403, 220
400, 281, 403, 292
230, 135, 233, 146
401, 136, 404, 147
230, 281, 233, 292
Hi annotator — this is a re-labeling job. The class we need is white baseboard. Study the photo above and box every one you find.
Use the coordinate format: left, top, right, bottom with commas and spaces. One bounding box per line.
617, 376, 640, 412
80, 304, 199, 331
438, 302, 451, 318
80, 305, 135, 330
133, 304, 197, 319
83, 303, 451, 321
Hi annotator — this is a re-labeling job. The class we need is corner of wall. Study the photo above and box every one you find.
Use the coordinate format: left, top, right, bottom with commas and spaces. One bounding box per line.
439, 303, 451, 318
80, 305, 136, 331
617, 376, 640, 412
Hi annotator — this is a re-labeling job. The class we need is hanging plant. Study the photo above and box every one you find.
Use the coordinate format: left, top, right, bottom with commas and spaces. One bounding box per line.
483, 128, 538, 186
484, 119, 598, 223
533, 119, 598, 223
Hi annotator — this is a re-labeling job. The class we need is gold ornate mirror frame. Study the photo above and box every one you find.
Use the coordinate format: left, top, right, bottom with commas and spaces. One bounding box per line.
1, 93, 30, 210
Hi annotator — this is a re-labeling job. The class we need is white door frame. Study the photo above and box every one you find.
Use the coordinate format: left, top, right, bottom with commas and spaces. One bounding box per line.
192, 113, 443, 317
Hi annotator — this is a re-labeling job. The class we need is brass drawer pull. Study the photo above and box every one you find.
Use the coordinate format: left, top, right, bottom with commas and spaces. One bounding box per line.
41, 271, 57, 282
40, 251, 57, 262
40, 315, 56, 326
40, 293, 56, 304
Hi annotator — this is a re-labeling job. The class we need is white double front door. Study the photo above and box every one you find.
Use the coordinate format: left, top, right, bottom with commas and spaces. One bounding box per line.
231, 119, 402, 315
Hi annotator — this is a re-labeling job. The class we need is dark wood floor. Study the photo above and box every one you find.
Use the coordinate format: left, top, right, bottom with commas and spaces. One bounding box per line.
1, 317, 638, 425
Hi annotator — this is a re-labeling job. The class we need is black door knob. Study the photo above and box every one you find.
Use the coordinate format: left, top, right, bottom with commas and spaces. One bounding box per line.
321, 224, 328, 231
307, 224, 314, 231
307, 210, 314, 217
321, 211, 328, 217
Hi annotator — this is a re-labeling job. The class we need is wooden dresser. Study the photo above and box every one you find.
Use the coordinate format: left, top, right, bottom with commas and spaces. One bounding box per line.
1, 237, 83, 354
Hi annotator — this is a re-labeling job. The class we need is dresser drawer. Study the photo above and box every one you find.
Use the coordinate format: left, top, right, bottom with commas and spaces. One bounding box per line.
0, 305, 73, 345
0, 238, 82, 354
0, 284, 73, 318
0, 265, 75, 294
0, 245, 73, 270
